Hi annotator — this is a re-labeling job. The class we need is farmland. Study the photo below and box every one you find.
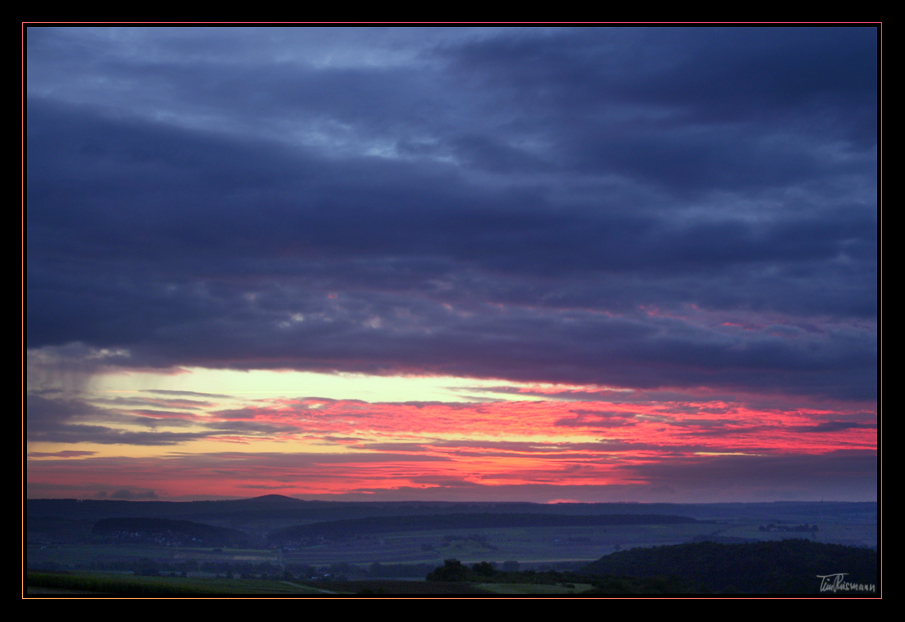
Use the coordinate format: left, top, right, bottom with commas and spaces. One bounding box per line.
25, 496, 877, 596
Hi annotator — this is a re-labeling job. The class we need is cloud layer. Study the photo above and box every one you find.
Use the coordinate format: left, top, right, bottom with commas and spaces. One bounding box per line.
26, 27, 878, 501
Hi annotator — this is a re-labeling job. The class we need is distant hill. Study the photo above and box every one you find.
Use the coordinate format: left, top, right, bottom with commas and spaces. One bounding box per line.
28, 498, 876, 524
582, 539, 878, 595
92, 517, 251, 548
29, 498, 706, 526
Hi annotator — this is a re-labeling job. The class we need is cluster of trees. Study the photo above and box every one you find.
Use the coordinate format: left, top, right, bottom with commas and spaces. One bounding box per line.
368, 562, 444, 578
426, 559, 489, 582
425, 559, 706, 594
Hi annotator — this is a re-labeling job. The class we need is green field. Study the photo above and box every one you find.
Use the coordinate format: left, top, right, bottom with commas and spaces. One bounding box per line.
478, 582, 595, 595
26, 572, 334, 596
26, 571, 608, 596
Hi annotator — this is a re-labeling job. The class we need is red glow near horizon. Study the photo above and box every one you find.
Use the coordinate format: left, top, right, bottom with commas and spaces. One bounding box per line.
26, 385, 876, 502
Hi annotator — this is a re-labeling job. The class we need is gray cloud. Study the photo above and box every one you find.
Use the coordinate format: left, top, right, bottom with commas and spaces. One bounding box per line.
26, 27, 877, 405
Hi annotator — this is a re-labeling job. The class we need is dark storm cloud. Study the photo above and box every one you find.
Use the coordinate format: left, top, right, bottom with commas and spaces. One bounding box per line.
440, 27, 877, 163
26, 27, 877, 400
427, 27, 882, 332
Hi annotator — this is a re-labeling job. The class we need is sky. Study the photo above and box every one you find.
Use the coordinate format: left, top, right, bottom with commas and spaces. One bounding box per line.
25, 26, 878, 503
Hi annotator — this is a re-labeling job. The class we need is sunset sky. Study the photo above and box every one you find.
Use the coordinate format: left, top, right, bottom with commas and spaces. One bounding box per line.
25, 26, 878, 503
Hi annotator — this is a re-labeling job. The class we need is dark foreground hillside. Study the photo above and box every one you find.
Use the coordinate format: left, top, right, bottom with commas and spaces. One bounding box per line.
582, 539, 878, 595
